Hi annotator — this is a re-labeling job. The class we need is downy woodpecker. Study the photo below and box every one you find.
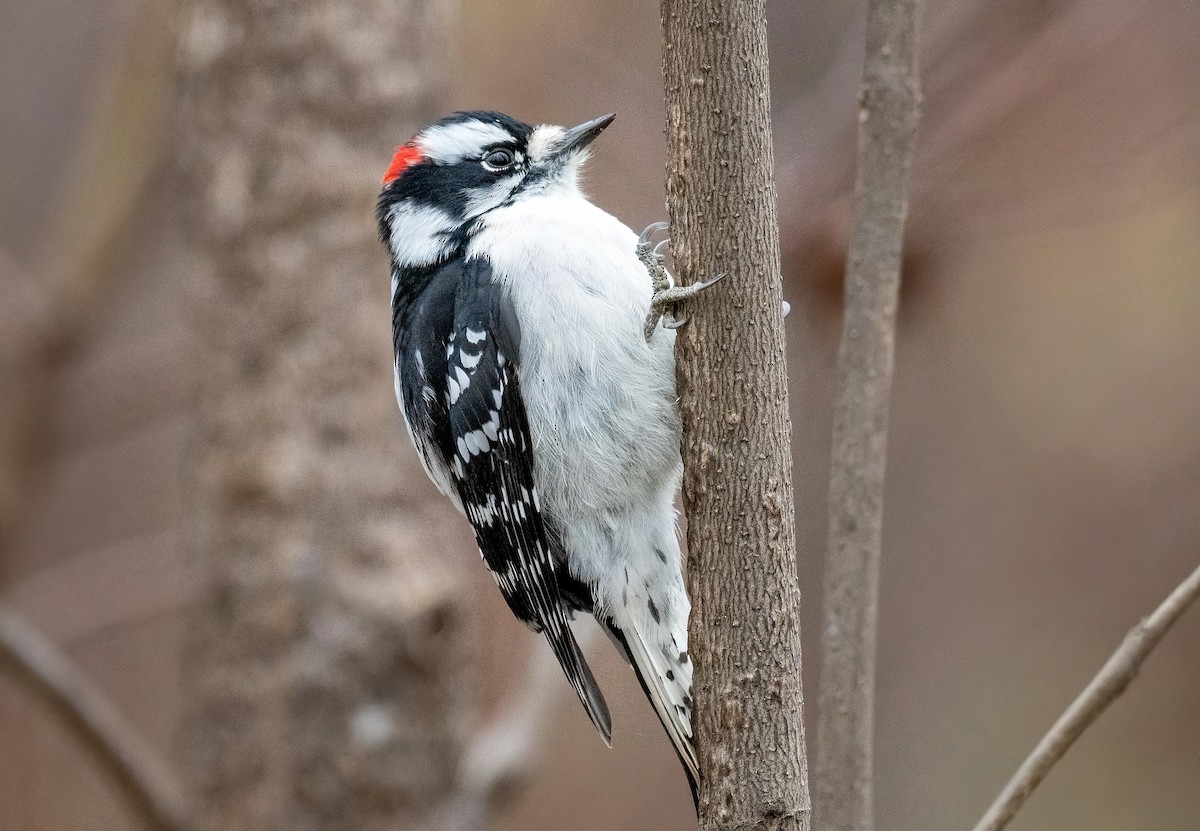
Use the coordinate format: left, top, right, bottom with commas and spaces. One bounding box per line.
378, 111, 702, 799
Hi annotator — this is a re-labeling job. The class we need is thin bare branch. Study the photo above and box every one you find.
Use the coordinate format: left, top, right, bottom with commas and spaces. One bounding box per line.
0, 606, 195, 831
970, 564, 1200, 831
814, 1, 922, 830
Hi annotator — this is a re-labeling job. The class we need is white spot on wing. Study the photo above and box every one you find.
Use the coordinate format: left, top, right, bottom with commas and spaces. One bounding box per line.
465, 430, 489, 456
481, 410, 500, 440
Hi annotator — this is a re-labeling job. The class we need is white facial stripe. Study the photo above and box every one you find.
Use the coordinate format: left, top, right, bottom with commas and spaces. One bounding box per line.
527, 125, 566, 163
387, 202, 456, 267
418, 121, 514, 164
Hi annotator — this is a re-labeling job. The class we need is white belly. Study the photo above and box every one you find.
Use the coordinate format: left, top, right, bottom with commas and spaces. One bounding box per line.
466, 192, 682, 521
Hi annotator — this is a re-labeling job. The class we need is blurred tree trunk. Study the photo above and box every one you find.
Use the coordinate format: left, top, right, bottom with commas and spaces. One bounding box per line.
175, 1, 474, 830
814, 2, 921, 830
0, 252, 56, 550
661, 0, 811, 829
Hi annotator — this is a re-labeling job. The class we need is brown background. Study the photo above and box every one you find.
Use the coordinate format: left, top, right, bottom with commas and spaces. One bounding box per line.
2, 0, 1198, 829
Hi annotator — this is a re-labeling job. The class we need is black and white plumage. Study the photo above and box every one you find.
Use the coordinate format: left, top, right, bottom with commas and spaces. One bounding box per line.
379, 111, 697, 799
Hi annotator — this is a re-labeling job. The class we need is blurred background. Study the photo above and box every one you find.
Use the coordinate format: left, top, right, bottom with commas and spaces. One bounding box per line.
1, 0, 1198, 829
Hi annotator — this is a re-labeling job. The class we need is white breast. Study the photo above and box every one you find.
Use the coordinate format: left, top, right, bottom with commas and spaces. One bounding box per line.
466, 191, 681, 520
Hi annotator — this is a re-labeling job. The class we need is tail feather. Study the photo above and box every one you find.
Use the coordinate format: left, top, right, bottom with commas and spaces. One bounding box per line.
543, 618, 612, 746
610, 614, 698, 803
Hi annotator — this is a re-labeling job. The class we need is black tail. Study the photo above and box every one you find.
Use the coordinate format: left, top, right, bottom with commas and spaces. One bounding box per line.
543, 618, 612, 745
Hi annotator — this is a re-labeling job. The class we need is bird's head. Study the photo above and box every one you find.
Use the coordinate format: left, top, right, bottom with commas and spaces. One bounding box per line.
378, 110, 615, 269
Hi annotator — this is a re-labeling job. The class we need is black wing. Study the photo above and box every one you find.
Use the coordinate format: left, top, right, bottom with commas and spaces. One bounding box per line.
394, 256, 611, 743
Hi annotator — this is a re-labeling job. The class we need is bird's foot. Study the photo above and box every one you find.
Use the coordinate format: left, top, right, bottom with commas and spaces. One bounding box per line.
637, 222, 725, 341
647, 273, 726, 336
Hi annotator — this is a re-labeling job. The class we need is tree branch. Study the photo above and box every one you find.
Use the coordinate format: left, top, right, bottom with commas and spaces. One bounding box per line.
814, 1, 922, 830
0, 606, 195, 831
970, 564, 1200, 831
660, 0, 811, 828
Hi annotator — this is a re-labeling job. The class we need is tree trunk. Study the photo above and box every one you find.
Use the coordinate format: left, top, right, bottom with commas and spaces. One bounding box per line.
0, 252, 56, 549
660, 2, 811, 829
175, 1, 474, 829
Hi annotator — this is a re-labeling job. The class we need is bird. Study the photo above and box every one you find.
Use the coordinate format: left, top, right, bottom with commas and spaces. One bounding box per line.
377, 110, 711, 802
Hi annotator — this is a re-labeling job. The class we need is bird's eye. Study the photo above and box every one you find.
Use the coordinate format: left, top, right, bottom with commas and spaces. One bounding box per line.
482, 148, 515, 171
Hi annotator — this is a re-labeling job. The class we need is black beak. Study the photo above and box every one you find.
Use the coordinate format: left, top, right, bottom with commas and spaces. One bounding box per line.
556, 113, 616, 156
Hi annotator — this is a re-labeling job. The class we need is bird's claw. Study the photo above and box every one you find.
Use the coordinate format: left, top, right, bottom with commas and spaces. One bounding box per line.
637, 222, 672, 278
689, 272, 726, 293
637, 221, 670, 249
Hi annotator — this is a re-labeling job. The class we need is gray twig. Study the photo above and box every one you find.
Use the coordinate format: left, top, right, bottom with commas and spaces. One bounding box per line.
970, 564, 1200, 831
0, 606, 195, 831
814, 1, 923, 830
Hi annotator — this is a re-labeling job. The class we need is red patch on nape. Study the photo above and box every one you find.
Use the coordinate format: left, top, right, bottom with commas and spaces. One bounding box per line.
382, 144, 424, 185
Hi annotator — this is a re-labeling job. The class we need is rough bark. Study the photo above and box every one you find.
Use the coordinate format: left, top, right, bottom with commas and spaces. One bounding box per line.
660, 2, 811, 829
175, 1, 474, 830
814, 2, 922, 831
